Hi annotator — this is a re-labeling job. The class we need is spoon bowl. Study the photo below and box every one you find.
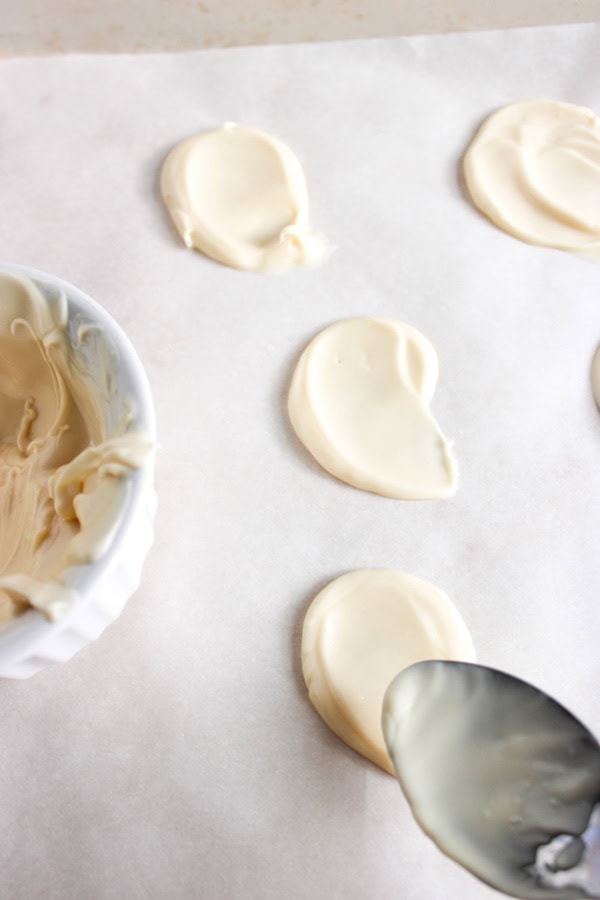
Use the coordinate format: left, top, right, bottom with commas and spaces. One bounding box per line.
382, 661, 600, 899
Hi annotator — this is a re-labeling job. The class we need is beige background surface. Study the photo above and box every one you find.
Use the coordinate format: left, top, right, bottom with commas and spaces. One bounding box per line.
3, 0, 600, 55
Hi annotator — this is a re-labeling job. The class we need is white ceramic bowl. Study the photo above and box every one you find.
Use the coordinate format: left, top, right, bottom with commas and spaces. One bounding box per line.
0, 263, 157, 678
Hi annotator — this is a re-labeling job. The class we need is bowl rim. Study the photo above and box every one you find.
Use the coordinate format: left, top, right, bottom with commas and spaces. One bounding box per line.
0, 262, 156, 666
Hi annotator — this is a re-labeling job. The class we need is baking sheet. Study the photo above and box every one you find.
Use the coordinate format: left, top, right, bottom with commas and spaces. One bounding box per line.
0, 23, 599, 899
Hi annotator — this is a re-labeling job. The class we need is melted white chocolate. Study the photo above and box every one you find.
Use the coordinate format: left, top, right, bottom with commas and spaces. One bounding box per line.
301, 570, 476, 774
464, 100, 600, 256
0, 273, 152, 624
160, 123, 333, 272
288, 318, 458, 500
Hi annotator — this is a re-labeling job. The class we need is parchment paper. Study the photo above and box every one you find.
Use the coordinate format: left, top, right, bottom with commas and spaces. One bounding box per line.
0, 23, 599, 900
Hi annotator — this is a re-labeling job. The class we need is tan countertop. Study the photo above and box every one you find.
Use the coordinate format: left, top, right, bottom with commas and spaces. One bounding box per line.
3, 0, 600, 55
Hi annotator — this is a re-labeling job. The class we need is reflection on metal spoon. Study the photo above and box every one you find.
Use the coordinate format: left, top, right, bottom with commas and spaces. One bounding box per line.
382, 661, 600, 899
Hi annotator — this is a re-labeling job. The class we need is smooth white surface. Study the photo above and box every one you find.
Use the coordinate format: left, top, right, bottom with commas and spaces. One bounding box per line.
302, 570, 475, 774
161, 123, 332, 271
464, 99, 600, 255
0, 23, 599, 900
288, 318, 457, 499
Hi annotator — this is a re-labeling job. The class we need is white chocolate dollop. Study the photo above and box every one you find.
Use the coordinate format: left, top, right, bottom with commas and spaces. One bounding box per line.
464, 99, 600, 256
301, 570, 476, 774
288, 318, 458, 500
160, 123, 333, 272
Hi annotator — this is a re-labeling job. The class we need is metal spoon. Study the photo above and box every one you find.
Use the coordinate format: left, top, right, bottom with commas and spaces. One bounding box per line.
382, 661, 600, 899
